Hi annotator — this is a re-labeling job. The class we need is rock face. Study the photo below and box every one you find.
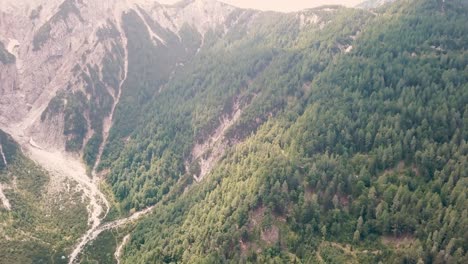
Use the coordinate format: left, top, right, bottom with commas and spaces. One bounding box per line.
0, 0, 241, 159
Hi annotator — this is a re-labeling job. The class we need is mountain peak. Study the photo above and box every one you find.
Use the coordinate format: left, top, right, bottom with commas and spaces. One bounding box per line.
169, 0, 220, 6
141, 0, 238, 36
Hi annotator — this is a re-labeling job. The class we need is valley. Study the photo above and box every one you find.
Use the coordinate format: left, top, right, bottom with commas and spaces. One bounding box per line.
0, 0, 467, 263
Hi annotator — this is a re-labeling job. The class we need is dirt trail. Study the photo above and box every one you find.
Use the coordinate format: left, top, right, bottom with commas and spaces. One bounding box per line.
115, 234, 131, 264
0, 145, 7, 167
316, 250, 324, 263
0, 184, 11, 210
70, 204, 156, 263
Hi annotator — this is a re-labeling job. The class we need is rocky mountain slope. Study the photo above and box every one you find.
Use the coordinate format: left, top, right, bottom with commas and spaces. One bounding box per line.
0, 0, 467, 263
0, 0, 252, 262
0, 0, 240, 155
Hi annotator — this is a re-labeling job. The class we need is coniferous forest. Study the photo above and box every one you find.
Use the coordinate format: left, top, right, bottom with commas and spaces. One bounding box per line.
0, 0, 467, 263
94, 0, 467, 263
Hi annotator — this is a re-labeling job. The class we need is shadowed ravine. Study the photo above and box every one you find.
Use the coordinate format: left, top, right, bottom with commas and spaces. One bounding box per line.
69, 16, 131, 264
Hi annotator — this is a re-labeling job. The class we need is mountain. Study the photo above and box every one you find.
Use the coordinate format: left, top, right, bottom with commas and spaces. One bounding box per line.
0, 0, 467, 263
357, 0, 397, 9
0, 0, 238, 156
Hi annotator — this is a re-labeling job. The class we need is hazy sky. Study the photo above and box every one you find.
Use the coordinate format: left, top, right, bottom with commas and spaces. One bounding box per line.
159, 0, 364, 12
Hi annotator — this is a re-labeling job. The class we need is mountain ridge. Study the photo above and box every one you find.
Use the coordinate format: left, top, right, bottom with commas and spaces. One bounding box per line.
0, 0, 466, 263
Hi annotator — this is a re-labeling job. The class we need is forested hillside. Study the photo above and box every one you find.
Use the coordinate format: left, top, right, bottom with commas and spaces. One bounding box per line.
102, 0, 466, 263
0, 0, 466, 263
100, 4, 373, 213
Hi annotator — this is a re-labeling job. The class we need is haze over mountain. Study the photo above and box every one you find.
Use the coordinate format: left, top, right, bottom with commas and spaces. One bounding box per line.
0, 0, 466, 263
159, 0, 364, 12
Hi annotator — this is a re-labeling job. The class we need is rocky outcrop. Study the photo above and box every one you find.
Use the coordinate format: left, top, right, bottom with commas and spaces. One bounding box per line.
188, 101, 242, 182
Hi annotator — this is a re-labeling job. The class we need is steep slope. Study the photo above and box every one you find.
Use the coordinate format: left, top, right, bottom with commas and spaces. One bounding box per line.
0, 0, 246, 262
1, 0, 119, 145
0, 0, 466, 263
0, 0, 238, 158
115, 0, 467, 263
98, 4, 367, 212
